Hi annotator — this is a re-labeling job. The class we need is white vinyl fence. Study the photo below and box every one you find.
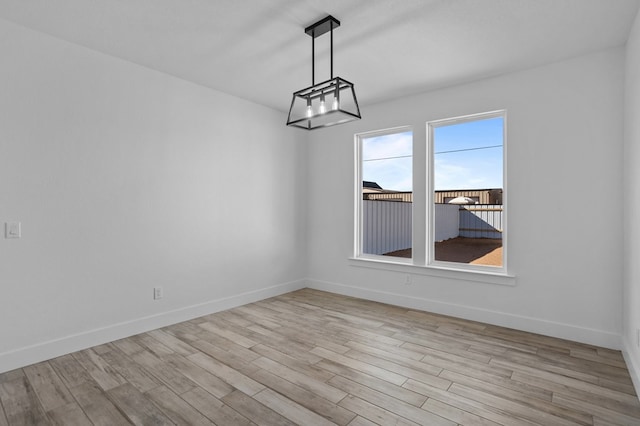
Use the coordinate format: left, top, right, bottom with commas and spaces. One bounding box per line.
434, 204, 459, 241
458, 204, 503, 239
363, 201, 503, 255
362, 200, 411, 255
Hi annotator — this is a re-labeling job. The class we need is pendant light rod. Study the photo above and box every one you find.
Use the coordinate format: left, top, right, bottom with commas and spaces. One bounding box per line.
312, 31, 315, 85
305, 16, 340, 85
330, 23, 333, 79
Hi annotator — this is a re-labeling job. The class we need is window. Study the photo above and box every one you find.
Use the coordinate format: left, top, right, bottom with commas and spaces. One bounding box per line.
355, 111, 507, 276
429, 111, 505, 271
356, 127, 413, 259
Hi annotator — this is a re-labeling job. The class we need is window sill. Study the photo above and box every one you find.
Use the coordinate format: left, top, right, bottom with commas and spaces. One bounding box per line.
348, 256, 516, 286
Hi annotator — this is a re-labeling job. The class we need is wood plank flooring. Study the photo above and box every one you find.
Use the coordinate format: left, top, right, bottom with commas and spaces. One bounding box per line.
1, 288, 639, 425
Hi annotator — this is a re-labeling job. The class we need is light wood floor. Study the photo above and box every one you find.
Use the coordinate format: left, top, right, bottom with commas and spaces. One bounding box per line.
1, 289, 639, 425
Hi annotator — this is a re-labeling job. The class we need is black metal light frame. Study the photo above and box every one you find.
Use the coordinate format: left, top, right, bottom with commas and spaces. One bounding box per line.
286, 15, 361, 130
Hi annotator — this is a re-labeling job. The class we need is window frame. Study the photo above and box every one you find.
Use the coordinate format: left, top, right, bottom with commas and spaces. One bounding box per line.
427, 110, 508, 274
354, 125, 414, 261
353, 110, 510, 282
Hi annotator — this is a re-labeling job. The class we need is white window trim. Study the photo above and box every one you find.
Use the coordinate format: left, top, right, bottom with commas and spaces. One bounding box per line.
427, 110, 507, 275
353, 111, 512, 285
348, 256, 515, 286
354, 125, 414, 259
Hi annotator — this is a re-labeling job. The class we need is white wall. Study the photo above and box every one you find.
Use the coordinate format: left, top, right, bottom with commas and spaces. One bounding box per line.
623, 8, 640, 395
307, 48, 625, 349
0, 19, 307, 373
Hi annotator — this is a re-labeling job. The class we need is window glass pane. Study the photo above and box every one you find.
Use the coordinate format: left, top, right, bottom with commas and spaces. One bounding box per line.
361, 131, 412, 258
433, 116, 503, 267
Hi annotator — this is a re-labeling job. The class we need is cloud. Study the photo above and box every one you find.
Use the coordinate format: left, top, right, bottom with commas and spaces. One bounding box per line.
434, 159, 473, 190
363, 157, 412, 191
362, 131, 413, 191
362, 132, 412, 161
434, 157, 502, 190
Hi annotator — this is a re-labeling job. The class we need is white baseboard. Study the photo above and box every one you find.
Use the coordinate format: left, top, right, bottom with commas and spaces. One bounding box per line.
306, 279, 622, 350
622, 339, 640, 401
0, 279, 306, 374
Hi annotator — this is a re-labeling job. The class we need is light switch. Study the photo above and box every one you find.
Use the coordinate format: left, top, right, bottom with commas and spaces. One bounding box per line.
5, 222, 21, 239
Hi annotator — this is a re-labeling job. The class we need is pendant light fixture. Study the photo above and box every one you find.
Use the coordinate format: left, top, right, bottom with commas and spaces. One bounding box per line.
286, 15, 361, 130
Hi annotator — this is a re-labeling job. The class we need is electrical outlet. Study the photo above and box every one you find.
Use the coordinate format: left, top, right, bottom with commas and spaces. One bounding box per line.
5, 222, 21, 239
404, 274, 412, 286
153, 287, 163, 300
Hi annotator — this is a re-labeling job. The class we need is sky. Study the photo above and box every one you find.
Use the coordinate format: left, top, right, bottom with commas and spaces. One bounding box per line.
362, 131, 413, 191
362, 117, 503, 192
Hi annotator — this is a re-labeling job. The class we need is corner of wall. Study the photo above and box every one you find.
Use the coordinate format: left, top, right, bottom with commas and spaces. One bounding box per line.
623, 338, 640, 402
0, 279, 306, 374
623, 3, 640, 401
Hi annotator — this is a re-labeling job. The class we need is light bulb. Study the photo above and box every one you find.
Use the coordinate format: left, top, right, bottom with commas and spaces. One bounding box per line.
319, 94, 326, 114
306, 98, 313, 118
332, 97, 339, 111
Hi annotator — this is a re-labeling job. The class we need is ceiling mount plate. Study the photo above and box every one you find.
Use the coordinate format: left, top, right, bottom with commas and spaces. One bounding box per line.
305, 15, 340, 38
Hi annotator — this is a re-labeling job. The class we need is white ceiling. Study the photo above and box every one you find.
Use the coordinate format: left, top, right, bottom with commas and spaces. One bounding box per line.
0, 0, 638, 112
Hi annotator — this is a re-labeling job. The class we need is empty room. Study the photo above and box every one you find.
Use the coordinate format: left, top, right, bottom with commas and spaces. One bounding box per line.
2, 0, 640, 424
